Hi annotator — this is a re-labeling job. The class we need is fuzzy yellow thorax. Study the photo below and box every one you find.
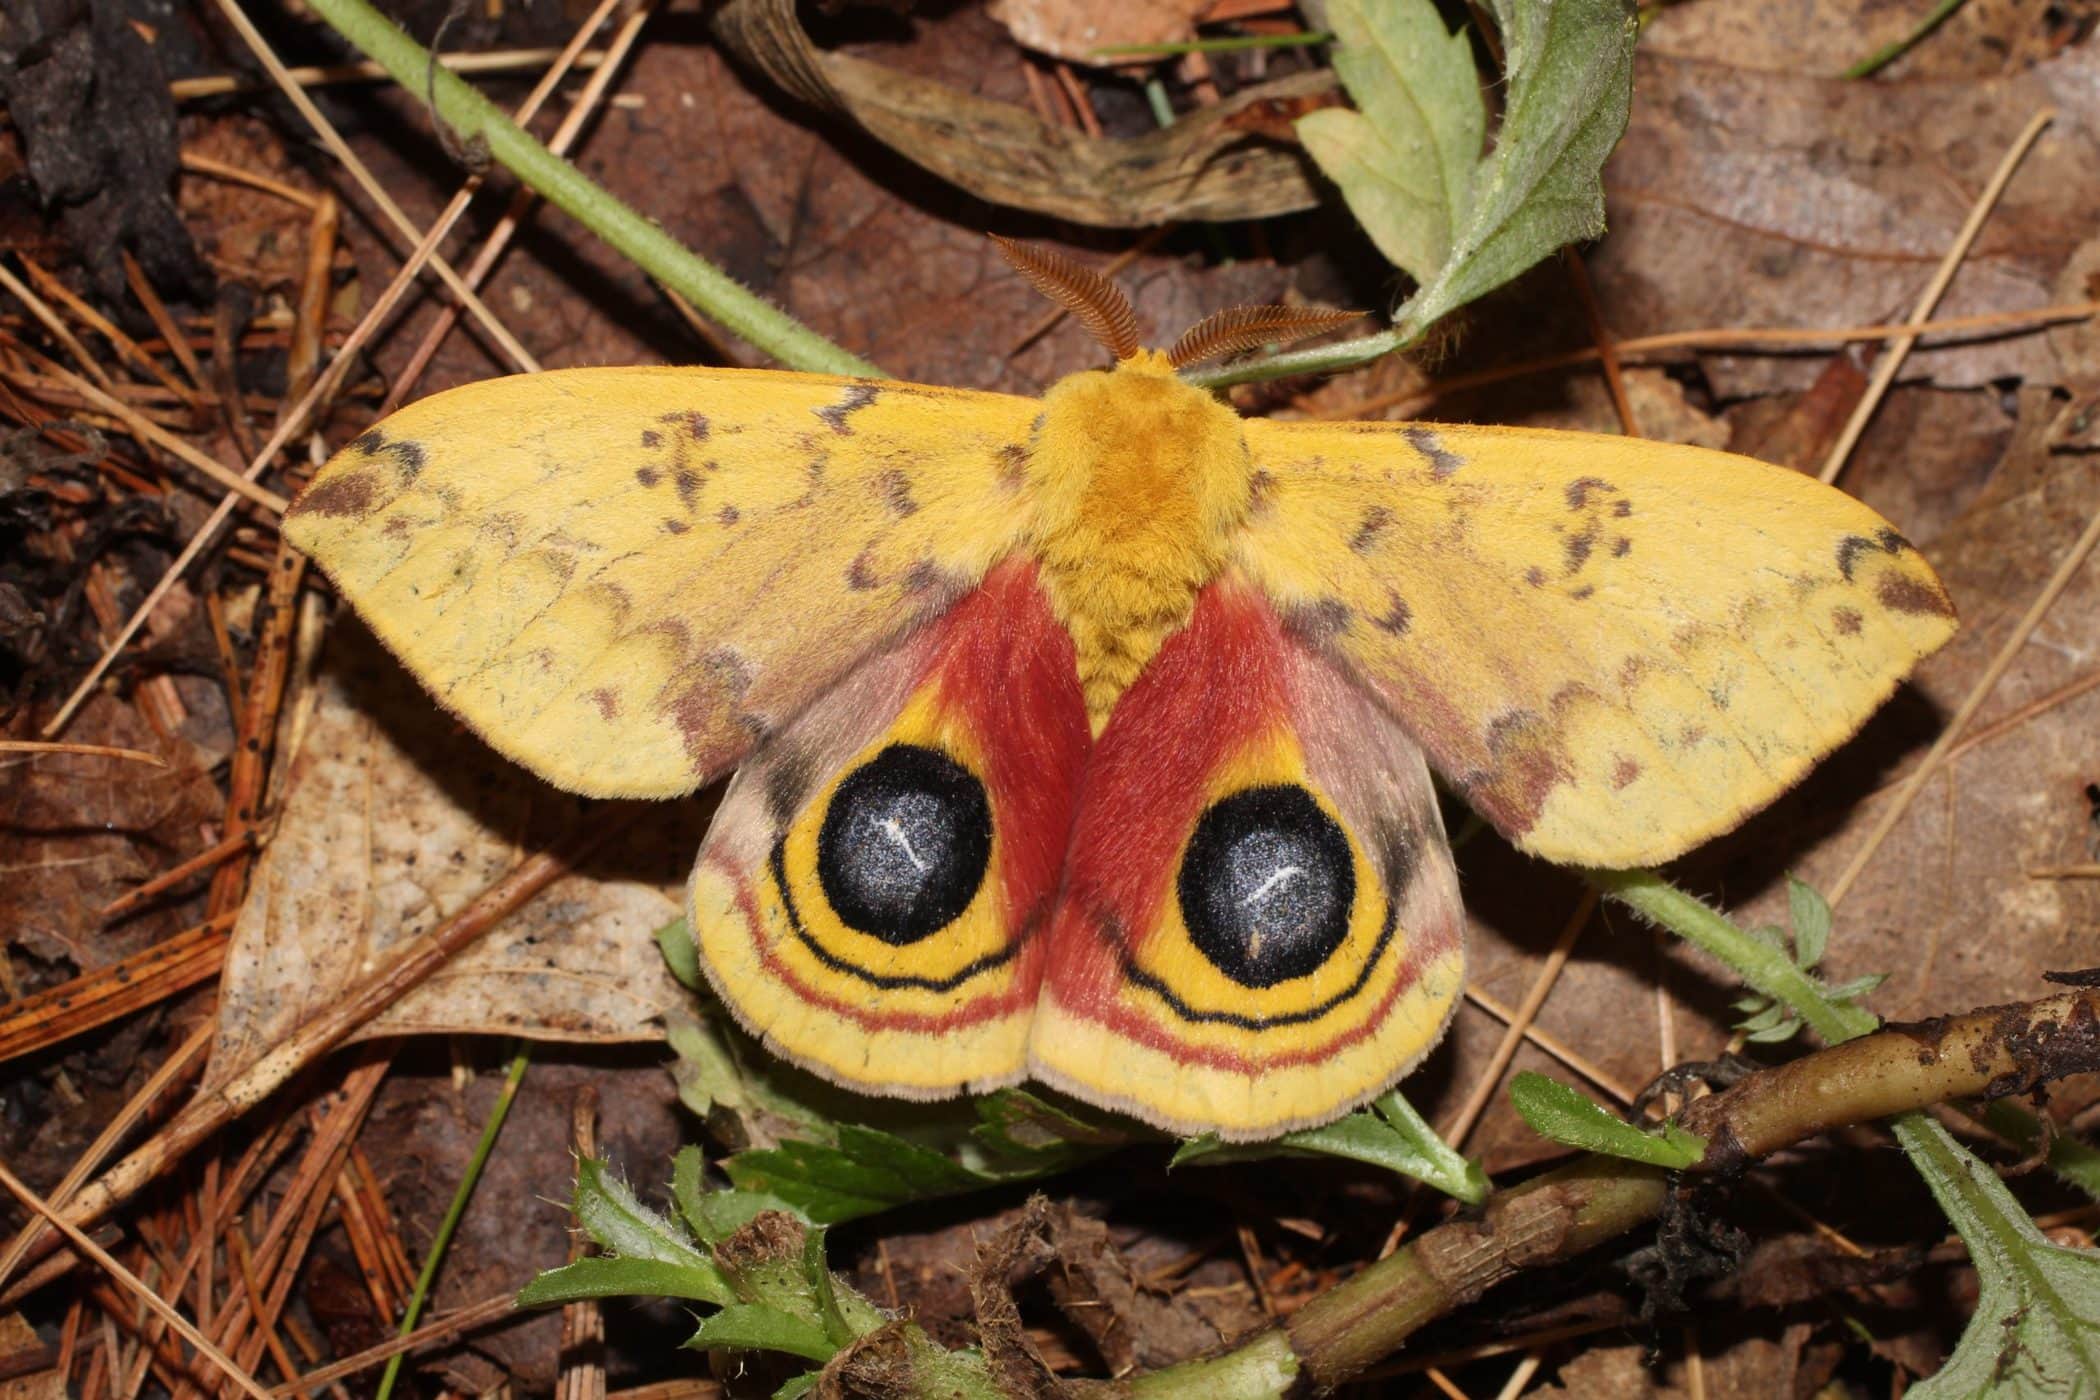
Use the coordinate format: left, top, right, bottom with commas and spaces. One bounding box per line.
1025, 349, 1253, 728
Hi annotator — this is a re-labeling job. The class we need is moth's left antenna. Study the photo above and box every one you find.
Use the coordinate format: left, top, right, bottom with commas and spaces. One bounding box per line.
991, 235, 1141, 363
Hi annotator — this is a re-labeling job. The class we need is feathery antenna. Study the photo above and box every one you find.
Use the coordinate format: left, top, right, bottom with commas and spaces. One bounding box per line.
1168, 306, 1365, 369
991, 235, 1141, 362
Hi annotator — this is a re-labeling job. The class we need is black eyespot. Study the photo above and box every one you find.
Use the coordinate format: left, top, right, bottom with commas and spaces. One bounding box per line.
816, 745, 991, 944
1178, 785, 1355, 988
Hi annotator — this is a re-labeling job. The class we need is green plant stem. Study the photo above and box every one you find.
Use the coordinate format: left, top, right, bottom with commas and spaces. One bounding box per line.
376, 1045, 532, 1400
1108, 983, 2100, 1396
1584, 868, 1878, 1043
1184, 327, 1409, 390
299, 0, 883, 379
1842, 0, 1969, 79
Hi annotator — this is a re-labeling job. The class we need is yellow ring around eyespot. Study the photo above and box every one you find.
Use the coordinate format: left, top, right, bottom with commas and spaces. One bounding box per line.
1119, 729, 1396, 1031
769, 691, 1016, 1006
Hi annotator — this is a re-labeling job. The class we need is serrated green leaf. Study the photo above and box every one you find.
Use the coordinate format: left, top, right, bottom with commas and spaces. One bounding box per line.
1786, 877, 1832, 969
1742, 1018, 1805, 1044
1396, 0, 1637, 336
688, 1304, 836, 1363
573, 1159, 715, 1271
1731, 994, 1774, 1014
1173, 1090, 1486, 1204
1296, 0, 1482, 284
1896, 1114, 2100, 1397
516, 1256, 733, 1308
1508, 1072, 1705, 1168
724, 1123, 995, 1224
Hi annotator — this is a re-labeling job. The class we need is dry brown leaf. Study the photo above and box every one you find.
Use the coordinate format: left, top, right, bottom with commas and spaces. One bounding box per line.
989, 0, 1212, 65
1594, 46, 2100, 399
707, 0, 1328, 227
204, 627, 696, 1093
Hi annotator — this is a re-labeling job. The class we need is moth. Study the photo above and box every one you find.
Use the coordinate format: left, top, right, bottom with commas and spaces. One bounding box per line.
284, 239, 1956, 1141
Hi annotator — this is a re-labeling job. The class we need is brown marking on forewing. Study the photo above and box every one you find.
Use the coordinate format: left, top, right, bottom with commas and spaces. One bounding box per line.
814, 384, 880, 435
675, 468, 702, 509
875, 469, 919, 517
1465, 709, 1569, 835
589, 687, 620, 720
1836, 527, 1910, 581
641, 429, 662, 449
1524, 566, 1547, 588
996, 443, 1028, 492
1564, 529, 1597, 574
1374, 591, 1412, 635
719, 505, 741, 526
1833, 606, 1863, 635
294, 471, 377, 518
1612, 500, 1632, 518
1403, 426, 1463, 479
666, 411, 709, 441
1565, 477, 1615, 509
1612, 536, 1632, 558
1350, 506, 1394, 554
846, 551, 880, 591
662, 518, 690, 534
1877, 575, 1955, 617
636, 466, 661, 488
1611, 756, 1641, 790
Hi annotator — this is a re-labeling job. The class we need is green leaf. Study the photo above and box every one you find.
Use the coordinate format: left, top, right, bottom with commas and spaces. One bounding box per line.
1172, 1090, 1487, 1204
516, 1256, 734, 1308
688, 1304, 837, 1364
1742, 1017, 1805, 1045
969, 1089, 1132, 1166
772, 1377, 818, 1400
1822, 973, 1890, 1003
670, 1145, 799, 1243
724, 1123, 996, 1224
1787, 877, 1833, 968
573, 1159, 717, 1272
655, 917, 703, 991
1508, 1072, 1705, 1169
1295, 0, 1483, 284
1395, 0, 1637, 337
1896, 1114, 2100, 1397
1735, 1001, 1791, 1035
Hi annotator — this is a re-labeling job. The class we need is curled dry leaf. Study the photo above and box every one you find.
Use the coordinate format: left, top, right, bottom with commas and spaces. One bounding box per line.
204, 627, 696, 1092
707, 0, 1330, 227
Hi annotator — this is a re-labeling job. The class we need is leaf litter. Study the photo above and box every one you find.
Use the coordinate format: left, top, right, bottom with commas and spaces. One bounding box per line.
6, 0, 2100, 1394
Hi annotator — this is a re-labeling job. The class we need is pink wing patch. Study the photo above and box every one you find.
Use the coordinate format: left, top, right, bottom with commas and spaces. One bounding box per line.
688, 559, 1090, 1098
1030, 574, 1466, 1139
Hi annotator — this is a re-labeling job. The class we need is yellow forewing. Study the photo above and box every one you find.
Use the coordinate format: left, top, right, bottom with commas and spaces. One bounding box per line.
284, 367, 1037, 798
1234, 420, 1957, 868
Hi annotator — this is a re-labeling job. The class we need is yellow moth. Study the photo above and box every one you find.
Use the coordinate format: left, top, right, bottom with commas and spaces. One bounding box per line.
284, 239, 1955, 1140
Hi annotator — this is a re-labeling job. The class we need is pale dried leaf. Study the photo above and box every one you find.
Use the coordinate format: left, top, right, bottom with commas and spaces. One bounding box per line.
988, 0, 1211, 65
205, 627, 697, 1091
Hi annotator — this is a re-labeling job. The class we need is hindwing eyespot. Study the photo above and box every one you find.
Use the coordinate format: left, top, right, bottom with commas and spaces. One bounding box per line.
815, 744, 992, 944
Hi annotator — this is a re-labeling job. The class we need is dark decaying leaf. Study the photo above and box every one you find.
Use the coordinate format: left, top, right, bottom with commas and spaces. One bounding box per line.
706, 0, 1332, 226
